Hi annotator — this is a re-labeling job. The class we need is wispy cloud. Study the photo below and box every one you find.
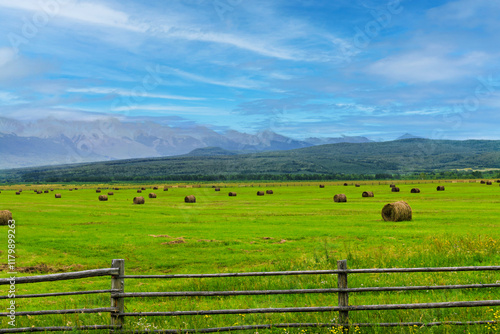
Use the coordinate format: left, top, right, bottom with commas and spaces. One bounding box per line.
68, 87, 205, 101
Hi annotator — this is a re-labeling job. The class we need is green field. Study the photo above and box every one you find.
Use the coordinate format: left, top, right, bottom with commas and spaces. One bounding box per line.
1, 181, 499, 333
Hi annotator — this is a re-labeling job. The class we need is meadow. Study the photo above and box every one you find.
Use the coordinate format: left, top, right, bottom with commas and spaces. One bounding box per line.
0, 180, 499, 333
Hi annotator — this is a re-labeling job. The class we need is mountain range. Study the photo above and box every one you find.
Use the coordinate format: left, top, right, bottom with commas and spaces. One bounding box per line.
0, 116, 375, 169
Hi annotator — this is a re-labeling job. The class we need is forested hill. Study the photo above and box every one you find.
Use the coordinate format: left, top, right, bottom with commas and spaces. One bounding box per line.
1, 138, 500, 183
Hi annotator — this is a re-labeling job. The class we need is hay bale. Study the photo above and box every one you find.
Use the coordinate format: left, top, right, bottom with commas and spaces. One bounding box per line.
480, 180, 486, 184
108, 192, 114, 196
149, 193, 157, 198
37, 191, 43, 194
153, 186, 158, 190
141, 187, 146, 191
215, 188, 221, 191
55, 194, 62, 198
44, 190, 49, 193
343, 183, 348, 186
15, 192, 20, 195
257, 191, 265, 196
355, 184, 360, 187
184, 195, 196, 203
0, 210, 13, 225
496, 180, 500, 183
381, 201, 412, 222
411, 188, 420, 193
98, 195, 108, 201
391, 187, 400, 192
69, 189, 73, 191
333, 194, 347, 202
96, 189, 101, 193
437, 186, 445, 191
266, 190, 274, 194
50, 189, 54, 192
390, 184, 396, 188
228, 192, 237, 197
486, 181, 492, 185
133, 196, 145, 204
163, 187, 168, 191
319, 185, 325, 188
18, 190, 22, 192
137, 190, 142, 193
362, 191, 374, 197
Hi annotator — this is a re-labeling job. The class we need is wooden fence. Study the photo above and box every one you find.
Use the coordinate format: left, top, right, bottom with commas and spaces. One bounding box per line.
1, 259, 499, 333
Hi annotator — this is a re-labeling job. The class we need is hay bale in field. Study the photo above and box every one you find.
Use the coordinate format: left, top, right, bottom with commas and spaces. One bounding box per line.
137, 190, 142, 193
44, 190, 49, 193
381, 201, 412, 222
37, 191, 43, 194
228, 192, 237, 197
266, 190, 274, 194
496, 180, 500, 183
391, 187, 400, 192
133, 196, 145, 204
108, 192, 114, 196
149, 193, 157, 198
98, 195, 108, 201
215, 188, 221, 191
355, 184, 360, 187
486, 181, 492, 185
480, 180, 486, 184
257, 191, 265, 196
184, 195, 196, 203
55, 194, 62, 198
362, 191, 374, 197
153, 186, 158, 190
96, 189, 101, 193
343, 183, 348, 186
319, 184, 325, 188
390, 184, 396, 188
50, 189, 54, 192
333, 194, 347, 202
437, 186, 445, 191
18, 189, 22, 192
69, 188, 73, 191
15, 192, 20, 195
74, 188, 78, 190
163, 187, 168, 191
411, 188, 420, 193
0, 210, 13, 225
141, 187, 146, 190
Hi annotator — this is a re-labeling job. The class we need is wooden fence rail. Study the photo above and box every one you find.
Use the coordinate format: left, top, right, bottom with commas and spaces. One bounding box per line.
0, 260, 499, 333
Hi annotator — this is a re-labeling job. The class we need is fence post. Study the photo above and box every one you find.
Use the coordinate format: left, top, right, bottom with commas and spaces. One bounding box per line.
337, 259, 349, 331
111, 259, 125, 330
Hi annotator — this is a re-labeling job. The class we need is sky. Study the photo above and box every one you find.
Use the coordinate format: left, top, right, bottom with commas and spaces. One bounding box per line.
0, 0, 499, 141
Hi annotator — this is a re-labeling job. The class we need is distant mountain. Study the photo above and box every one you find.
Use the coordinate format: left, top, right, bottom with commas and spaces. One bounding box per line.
2, 138, 499, 183
304, 136, 372, 145
0, 116, 373, 169
396, 133, 423, 140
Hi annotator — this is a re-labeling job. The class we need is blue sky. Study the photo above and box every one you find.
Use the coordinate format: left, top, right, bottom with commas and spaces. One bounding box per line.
0, 0, 499, 140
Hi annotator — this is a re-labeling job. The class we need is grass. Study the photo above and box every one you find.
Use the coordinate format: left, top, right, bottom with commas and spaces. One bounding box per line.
0, 180, 499, 333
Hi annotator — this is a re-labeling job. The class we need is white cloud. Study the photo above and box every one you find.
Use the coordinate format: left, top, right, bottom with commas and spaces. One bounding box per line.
68, 87, 205, 101
0, 47, 16, 67
113, 104, 228, 116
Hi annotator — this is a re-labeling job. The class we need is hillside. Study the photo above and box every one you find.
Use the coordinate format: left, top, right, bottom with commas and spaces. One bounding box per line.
1, 138, 499, 183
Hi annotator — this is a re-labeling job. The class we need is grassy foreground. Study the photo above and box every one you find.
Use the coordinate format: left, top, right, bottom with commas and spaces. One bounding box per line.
0, 180, 499, 333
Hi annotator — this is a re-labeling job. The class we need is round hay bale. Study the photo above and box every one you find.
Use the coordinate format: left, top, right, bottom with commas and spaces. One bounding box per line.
44, 190, 49, 193
355, 184, 360, 187
55, 194, 62, 198
108, 192, 114, 196
486, 181, 492, 185
98, 195, 108, 201
37, 191, 43, 194
390, 184, 396, 188
149, 193, 157, 198
343, 183, 348, 186
381, 201, 412, 222
137, 190, 142, 193
480, 180, 486, 184
362, 191, 374, 197
228, 192, 237, 197
96, 189, 101, 193
184, 195, 196, 203
15, 192, 21, 195
163, 187, 168, 191
153, 186, 158, 190
18, 189, 22, 192
69, 188, 73, 191
411, 188, 420, 193
333, 194, 347, 202
496, 180, 500, 183
133, 196, 145, 204
74, 188, 78, 190
141, 187, 146, 191
319, 184, 325, 188
50, 189, 54, 192
0, 210, 13, 225
391, 187, 400, 192
215, 188, 221, 191
266, 190, 274, 194
257, 191, 265, 196
437, 186, 445, 191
